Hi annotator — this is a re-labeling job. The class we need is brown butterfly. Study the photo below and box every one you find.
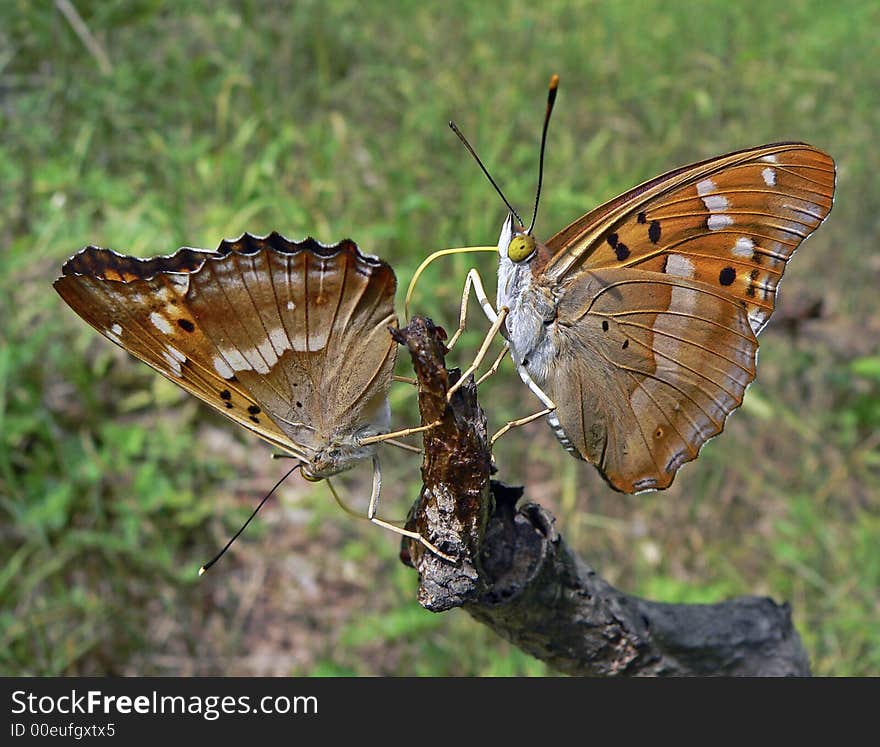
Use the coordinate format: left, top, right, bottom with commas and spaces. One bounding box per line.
54, 232, 448, 558
442, 78, 836, 493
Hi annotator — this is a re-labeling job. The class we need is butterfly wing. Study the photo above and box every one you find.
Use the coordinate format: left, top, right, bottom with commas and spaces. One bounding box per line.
54, 233, 398, 462
183, 234, 398, 450
542, 142, 835, 335
546, 267, 758, 493
518, 142, 834, 490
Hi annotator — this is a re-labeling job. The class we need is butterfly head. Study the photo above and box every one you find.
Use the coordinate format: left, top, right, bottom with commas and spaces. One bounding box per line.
302, 444, 366, 481
498, 213, 550, 269
302, 427, 384, 481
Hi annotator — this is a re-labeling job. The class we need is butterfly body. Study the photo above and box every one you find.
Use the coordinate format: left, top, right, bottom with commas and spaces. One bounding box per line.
55, 233, 398, 480
496, 216, 559, 381
495, 142, 835, 493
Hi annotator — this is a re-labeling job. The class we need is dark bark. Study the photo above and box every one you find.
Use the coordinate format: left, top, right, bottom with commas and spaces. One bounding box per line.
392, 317, 811, 677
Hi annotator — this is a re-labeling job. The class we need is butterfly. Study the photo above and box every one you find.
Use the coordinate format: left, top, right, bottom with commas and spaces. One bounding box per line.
435, 77, 836, 494
54, 232, 449, 559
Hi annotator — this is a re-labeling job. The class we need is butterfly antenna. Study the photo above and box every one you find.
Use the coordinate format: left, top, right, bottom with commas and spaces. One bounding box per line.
449, 120, 525, 227
527, 73, 560, 235
198, 462, 302, 576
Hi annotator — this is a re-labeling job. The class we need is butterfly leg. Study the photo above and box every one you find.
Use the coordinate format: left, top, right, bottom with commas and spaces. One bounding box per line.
446, 306, 509, 401
367, 457, 455, 562
391, 374, 418, 385
383, 438, 423, 454
516, 363, 557, 410
357, 420, 441, 446
445, 268, 500, 351
491, 407, 554, 446
490, 364, 557, 445
475, 342, 510, 386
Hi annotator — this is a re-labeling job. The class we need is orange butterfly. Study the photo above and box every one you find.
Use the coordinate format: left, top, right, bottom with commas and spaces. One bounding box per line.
434, 76, 836, 493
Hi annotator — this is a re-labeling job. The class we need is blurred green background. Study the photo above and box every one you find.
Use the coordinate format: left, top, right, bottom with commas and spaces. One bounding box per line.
2, 0, 877, 676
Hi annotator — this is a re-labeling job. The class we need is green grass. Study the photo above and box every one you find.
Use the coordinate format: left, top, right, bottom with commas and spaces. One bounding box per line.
1, 0, 877, 675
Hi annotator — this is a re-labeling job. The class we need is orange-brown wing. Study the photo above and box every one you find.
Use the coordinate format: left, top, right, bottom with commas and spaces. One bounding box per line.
313, 245, 398, 428
543, 142, 835, 335
54, 233, 397, 460
185, 234, 398, 444
546, 267, 757, 493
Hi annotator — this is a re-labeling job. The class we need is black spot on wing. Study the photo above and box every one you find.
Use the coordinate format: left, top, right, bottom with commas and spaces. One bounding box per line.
615, 242, 630, 261
648, 220, 661, 244
719, 267, 736, 286
177, 318, 195, 332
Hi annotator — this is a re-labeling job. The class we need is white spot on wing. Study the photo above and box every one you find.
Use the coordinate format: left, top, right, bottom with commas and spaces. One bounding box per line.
708, 214, 734, 230
666, 254, 695, 278
110, 323, 122, 336
256, 338, 278, 372
696, 178, 717, 196
761, 154, 779, 163
732, 237, 755, 258
221, 347, 252, 373
149, 311, 173, 334
699, 178, 732, 230
784, 200, 824, 220
167, 275, 190, 292
269, 326, 290, 354
165, 345, 186, 362
246, 354, 269, 375
749, 308, 768, 335
701, 194, 729, 212
213, 356, 235, 379
161, 350, 183, 377
762, 167, 777, 186
286, 300, 295, 311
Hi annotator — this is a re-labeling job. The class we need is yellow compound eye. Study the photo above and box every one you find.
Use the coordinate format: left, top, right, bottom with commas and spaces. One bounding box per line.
508, 234, 537, 263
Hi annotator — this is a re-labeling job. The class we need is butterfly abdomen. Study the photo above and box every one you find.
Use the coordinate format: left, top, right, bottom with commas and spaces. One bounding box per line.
545, 409, 580, 456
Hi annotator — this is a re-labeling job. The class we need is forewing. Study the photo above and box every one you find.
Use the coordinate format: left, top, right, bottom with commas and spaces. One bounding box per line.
543, 142, 835, 335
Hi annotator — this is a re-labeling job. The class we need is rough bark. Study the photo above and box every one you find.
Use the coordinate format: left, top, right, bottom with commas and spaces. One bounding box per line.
392, 317, 811, 677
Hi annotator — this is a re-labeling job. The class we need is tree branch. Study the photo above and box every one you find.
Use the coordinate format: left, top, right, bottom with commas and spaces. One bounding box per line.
392, 317, 810, 677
